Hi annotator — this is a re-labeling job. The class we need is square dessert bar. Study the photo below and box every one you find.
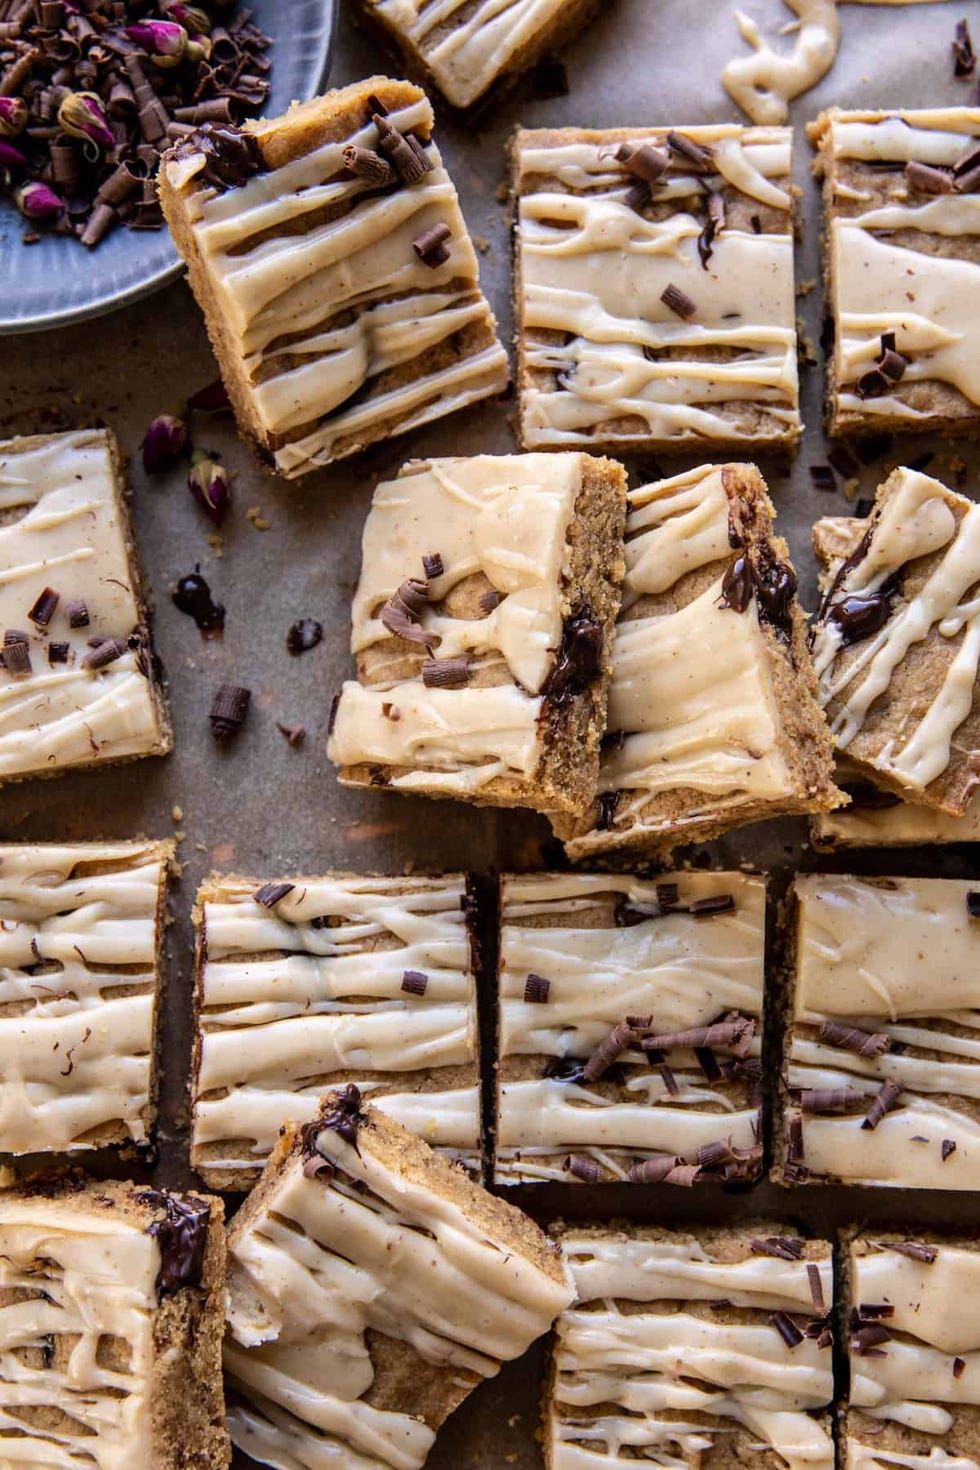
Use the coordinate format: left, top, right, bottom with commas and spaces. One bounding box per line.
813, 756, 980, 849
360, 0, 602, 110
776, 873, 980, 1190
812, 107, 980, 438
495, 871, 766, 1186
0, 430, 170, 783
512, 122, 800, 452
160, 77, 508, 479
844, 1234, 980, 1470
223, 1091, 573, 1470
811, 468, 980, 816
0, 1177, 228, 1469
0, 841, 173, 1157
547, 1226, 835, 1470
561, 463, 839, 859
327, 452, 627, 821
191, 871, 480, 1189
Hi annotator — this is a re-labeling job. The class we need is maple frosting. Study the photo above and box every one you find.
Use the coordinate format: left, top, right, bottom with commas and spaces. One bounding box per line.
164, 93, 507, 478
496, 871, 765, 1183
0, 840, 170, 1155
193, 874, 479, 1180
550, 1232, 834, 1470
225, 1113, 573, 1469
0, 431, 167, 780
514, 125, 799, 449
786, 874, 980, 1189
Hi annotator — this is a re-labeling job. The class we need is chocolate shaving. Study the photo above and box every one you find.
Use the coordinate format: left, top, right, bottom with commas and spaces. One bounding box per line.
807, 1263, 825, 1313
853, 1322, 891, 1353
210, 682, 250, 740
800, 1087, 867, 1114
659, 1063, 680, 1098
2, 635, 31, 676
342, 143, 394, 186
27, 586, 59, 626
698, 192, 725, 268
689, 894, 736, 917
422, 553, 444, 580
828, 443, 860, 478
277, 722, 306, 747
942, 1138, 957, 1161
881, 1241, 937, 1264
523, 972, 551, 1004
615, 139, 669, 186
412, 221, 452, 268
696, 1139, 735, 1169
401, 969, 428, 996
380, 578, 434, 646
478, 588, 503, 614
628, 1155, 684, 1183
563, 1153, 604, 1184
663, 1162, 701, 1187
583, 1018, 636, 1082
47, 641, 69, 665
253, 882, 294, 909
953, 18, 976, 76
695, 1046, 722, 1083
666, 129, 713, 170
771, 1311, 804, 1349
66, 599, 89, 628
374, 113, 430, 184
861, 1078, 903, 1130
905, 159, 954, 195
954, 1356, 966, 1378
321, 1084, 365, 1152
858, 332, 908, 398
422, 655, 470, 688
640, 1013, 754, 1057
819, 1020, 891, 1058
751, 1237, 804, 1261
855, 1303, 895, 1321
661, 282, 697, 320
183, 123, 264, 192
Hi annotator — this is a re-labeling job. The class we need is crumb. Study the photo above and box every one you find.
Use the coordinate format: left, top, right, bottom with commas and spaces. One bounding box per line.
171, 805, 183, 823
473, 234, 490, 254
495, 180, 509, 203
207, 533, 223, 557
797, 278, 816, 296
246, 505, 271, 531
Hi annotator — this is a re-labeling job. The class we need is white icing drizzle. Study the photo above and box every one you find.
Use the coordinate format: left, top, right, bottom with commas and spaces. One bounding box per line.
813, 469, 980, 803
549, 1233, 834, 1470
514, 127, 800, 449
786, 874, 980, 1189
0, 432, 166, 780
848, 1242, 980, 1470
224, 1115, 573, 1470
567, 464, 796, 858
819, 110, 980, 425
164, 93, 507, 478
329, 454, 591, 799
0, 841, 169, 1155
365, 0, 570, 109
0, 1195, 162, 1468
496, 871, 765, 1183
193, 874, 479, 1180
723, 0, 839, 126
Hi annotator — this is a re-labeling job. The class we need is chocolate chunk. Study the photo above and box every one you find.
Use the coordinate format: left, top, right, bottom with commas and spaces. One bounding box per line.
861, 1078, 903, 1130
253, 882, 294, 908
277, 722, 306, 747
660, 282, 697, 320
809, 465, 836, 492
66, 599, 90, 628
173, 569, 225, 637
829, 582, 901, 647
422, 553, 444, 579
596, 790, 621, 831
955, 1356, 967, 1378
287, 618, 323, 655
771, 1311, 804, 1349
401, 969, 428, 996
47, 642, 70, 665
422, 655, 470, 688
139, 1191, 210, 1297
721, 553, 753, 614
528, 56, 569, 99
342, 144, 395, 186
2, 635, 31, 677
27, 587, 59, 626
628, 1155, 684, 1184
186, 123, 264, 191
412, 222, 452, 268
819, 1020, 891, 1058
544, 607, 604, 706
840, 781, 901, 812
942, 1138, 957, 1161
523, 972, 551, 1004
81, 637, 126, 670
751, 1237, 805, 1261
210, 682, 250, 740
828, 443, 860, 479
563, 1153, 605, 1184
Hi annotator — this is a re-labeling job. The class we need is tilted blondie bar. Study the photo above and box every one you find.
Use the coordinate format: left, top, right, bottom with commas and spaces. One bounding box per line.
160, 77, 508, 478
0, 1176, 228, 1468
844, 1234, 980, 1470
358, 0, 602, 110
512, 123, 800, 451
561, 463, 839, 858
495, 871, 766, 1185
813, 756, 980, 849
191, 871, 481, 1189
812, 107, 980, 438
546, 1225, 835, 1470
0, 841, 173, 1157
223, 1091, 573, 1470
328, 452, 627, 820
811, 468, 980, 816
0, 430, 170, 782
776, 873, 980, 1190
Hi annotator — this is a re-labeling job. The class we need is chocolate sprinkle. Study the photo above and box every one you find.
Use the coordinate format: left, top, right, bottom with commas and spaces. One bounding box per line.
210, 682, 250, 740
287, 618, 323, 655
27, 586, 59, 626
253, 882, 294, 909
66, 599, 90, 628
819, 1020, 891, 1058
422, 655, 470, 688
861, 1078, 904, 1130
942, 1138, 957, 1161
751, 1237, 804, 1261
661, 282, 697, 320
401, 969, 428, 996
140, 1191, 210, 1298
771, 1311, 804, 1349
523, 972, 551, 1004
563, 1153, 604, 1184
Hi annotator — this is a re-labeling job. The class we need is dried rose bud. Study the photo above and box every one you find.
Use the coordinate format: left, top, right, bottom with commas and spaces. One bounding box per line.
57, 92, 115, 151
14, 182, 62, 220
0, 140, 28, 173
126, 20, 187, 66
185, 34, 211, 63
141, 414, 187, 474
0, 98, 27, 137
167, 2, 211, 31
188, 451, 232, 526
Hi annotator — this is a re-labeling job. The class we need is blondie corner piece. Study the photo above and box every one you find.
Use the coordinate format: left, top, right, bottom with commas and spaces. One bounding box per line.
328, 452, 627, 820
562, 463, 839, 858
0, 1176, 229, 1469
512, 123, 800, 452
0, 841, 173, 1157
845, 1234, 980, 1470
159, 77, 508, 480
812, 107, 980, 439
812, 758, 980, 850
223, 1092, 573, 1470
811, 468, 980, 816
191, 872, 480, 1189
360, 0, 602, 110
776, 874, 980, 1190
495, 872, 766, 1185
547, 1226, 834, 1470
0, 430, 171, 783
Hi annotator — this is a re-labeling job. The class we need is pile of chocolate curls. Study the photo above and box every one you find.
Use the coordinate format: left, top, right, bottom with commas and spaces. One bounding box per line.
0, 0, 271, 246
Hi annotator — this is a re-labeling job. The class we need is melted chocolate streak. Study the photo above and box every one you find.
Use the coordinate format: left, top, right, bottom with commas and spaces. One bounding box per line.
543, 607, 604, 706
719, 545, 797, 640
815, 521, 906, 649
139, 1191, 211, 1297
180, 123, 265, 192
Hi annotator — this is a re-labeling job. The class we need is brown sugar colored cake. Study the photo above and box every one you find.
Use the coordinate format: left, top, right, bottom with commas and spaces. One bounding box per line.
811, 467, 980, 816
494, 871, 766, 1186
560, 462, 840, 858
357, 0, 603, 110
0, 430, 170, 783
512, 122, 800, 452
0, 840, 173, 1157
0, 1175, 229, 1468
776, 873, 980, 1190
191, 871, 481, 1190
223, 1090, 573, 1469
159, 77, 508, 479
546, 1225, 835, 1470
327, 451, 627, 822
811, 107, 980, 439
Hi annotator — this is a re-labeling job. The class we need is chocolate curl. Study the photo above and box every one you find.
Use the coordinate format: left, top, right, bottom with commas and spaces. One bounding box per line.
343, 142, 394, 186
640, 1012, 755, 1057
97, 161, 142, 207
374, 112, 430, 184
174, 98, 234, 124
628, 1154, 684, 1184
862, 1078, 903, 1130
771, 1311, 804, 1349
563, 1153, 604, 1184
819, 1020, 891, 1058
615, 140, 669, 185
49, 140, 79, 192
124, 54, 167, 143
379, 577, 435, 646
800, 1088, 867, 1114
662, 1162, 701, 1187
0, 46, 37, 98
583, 1018, 636, 1082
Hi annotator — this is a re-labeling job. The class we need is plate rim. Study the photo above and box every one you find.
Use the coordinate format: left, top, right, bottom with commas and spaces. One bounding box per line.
0, 0, 338, 338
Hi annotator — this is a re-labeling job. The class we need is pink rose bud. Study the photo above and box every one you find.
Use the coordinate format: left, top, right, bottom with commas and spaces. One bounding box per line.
57, 92, 116, 150
0, 97, 27, 137
126, 20, 187, 66
188, 452, 232, 526
168, 4, 211, 34
14, 182, 62, 220
141, 414, 188, 475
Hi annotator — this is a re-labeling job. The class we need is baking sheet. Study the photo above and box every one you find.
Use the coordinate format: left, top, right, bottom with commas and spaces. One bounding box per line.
1, 1, 980, 1464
